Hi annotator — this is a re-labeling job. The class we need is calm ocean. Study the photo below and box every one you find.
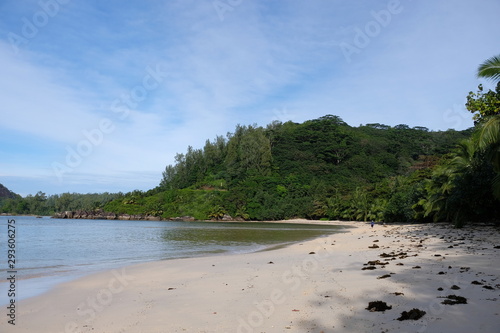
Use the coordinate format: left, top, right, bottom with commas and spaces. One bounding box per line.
0, 216, 347, 303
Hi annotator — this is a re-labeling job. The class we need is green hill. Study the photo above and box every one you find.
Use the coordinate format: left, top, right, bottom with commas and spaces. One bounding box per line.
0, 183, 17, 200
3, 115, 498, 224
0, 183, 21, 214
103, 115, 477, 221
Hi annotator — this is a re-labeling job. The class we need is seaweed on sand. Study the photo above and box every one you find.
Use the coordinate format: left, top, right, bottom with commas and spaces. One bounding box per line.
366, 301, 392, 312
397, 308, 426, 321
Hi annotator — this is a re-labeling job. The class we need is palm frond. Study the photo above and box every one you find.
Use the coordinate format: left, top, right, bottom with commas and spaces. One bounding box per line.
477, 54, 500, 82
478, 115, 500, 149
477, 115, 500, 171
449, 139, 476, 171
492, 173, 500, 201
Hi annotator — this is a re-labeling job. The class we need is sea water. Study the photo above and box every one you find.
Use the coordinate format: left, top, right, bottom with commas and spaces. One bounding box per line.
0, 216, 347, 302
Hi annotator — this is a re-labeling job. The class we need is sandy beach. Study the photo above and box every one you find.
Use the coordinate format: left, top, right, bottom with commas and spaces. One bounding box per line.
2, 221, 499, 333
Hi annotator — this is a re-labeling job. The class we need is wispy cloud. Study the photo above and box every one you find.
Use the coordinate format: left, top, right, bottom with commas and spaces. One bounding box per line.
1, 0, 499, 195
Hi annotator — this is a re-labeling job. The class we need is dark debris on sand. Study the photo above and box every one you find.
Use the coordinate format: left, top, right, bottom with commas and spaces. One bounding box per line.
365, 260, 389, 266
441, 295, 467, 305
366, 301, 392, 312
379, 251, 411, 259
397, 308, 426, 321
362, 266, 377, 270
398, 308, 426, 321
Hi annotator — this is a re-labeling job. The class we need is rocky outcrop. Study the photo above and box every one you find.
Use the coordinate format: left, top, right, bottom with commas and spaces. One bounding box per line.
208, 214, 246, 222
52, 210, 196, 222
169, 216, 195, 221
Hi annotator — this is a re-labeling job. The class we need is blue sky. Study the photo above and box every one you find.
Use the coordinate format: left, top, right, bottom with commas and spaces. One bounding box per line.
0, 0, 499, 196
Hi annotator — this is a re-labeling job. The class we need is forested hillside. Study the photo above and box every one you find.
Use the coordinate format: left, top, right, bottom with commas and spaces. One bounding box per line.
2, 114, 498, 225
2, 115, 498, 225
140, 115, 481, 223
0, 184, 18, 200
100, 115, 493, 223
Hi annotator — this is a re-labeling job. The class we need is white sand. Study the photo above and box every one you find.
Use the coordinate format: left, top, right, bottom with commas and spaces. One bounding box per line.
2, 221, 499, 333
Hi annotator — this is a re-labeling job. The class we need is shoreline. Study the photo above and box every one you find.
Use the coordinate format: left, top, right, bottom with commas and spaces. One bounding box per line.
0, 218, 350, 305
2, 222, 499, 332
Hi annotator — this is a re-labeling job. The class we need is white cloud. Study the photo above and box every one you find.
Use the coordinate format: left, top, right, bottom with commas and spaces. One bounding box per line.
0, 43, 102, 141
1, 0, 499, 195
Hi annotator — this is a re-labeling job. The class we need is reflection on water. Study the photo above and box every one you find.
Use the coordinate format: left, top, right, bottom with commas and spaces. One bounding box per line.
161, 223, 342, 246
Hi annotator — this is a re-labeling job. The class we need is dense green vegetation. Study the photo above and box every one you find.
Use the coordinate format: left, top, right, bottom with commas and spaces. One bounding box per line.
0, 190, 122, 216
151, 117, 485, 224
1, 117, 495, 225
2, 55, 499, 226
0, 119, 475, 222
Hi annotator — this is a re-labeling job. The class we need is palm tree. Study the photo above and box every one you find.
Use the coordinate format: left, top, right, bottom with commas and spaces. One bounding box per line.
477, 54, 500, 82
208, 205, 226, 220
423, 139, 477, 225
477, 116, 500, 171
476, 54, 500, 199
476, 116, 500, 199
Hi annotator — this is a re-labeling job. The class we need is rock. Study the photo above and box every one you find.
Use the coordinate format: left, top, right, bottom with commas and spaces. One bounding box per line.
171, 216, 195, 221
51, 209, 164, 221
